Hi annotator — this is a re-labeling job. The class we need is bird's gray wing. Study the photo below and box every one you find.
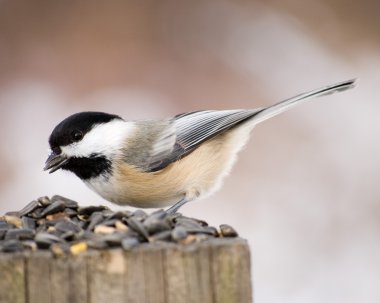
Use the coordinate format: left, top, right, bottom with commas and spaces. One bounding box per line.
145, 109, 260, 172
137, 79, 357, 172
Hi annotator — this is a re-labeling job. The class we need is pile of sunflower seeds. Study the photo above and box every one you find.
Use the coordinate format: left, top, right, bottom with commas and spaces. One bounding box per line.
0, 195, 238, 256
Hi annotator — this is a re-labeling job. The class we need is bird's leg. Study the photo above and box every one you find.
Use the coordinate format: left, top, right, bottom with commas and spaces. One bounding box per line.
166, 197, 189, 214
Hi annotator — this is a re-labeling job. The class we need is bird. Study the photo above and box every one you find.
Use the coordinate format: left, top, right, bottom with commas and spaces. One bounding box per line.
44, 79, 357, 213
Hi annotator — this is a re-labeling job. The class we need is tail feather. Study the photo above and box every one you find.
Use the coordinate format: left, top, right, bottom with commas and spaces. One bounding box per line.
251, 79, 358, 125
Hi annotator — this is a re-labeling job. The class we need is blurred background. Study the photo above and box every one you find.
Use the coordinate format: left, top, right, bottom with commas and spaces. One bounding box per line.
0, 0, 378, 302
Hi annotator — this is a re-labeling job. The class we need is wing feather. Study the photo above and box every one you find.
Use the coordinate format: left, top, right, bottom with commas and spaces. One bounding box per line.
146, 109, 260, 171
142, 78, 357, 172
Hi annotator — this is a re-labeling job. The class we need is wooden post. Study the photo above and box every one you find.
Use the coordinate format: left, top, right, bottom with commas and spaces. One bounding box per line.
0, 238, 252, 303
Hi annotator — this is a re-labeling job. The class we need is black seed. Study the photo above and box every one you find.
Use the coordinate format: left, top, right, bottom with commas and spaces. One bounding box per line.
87, 239, 108, 249
30, 207, 44, 219
38, 196, 51, 206
5, 229, 35, 241
203, 226, 218, 236
64, 208, 78, 217
1, 194, 239, 253
35, 232, 64, 249
121, 238, 140, 250
171, 226, 188, 242
78, 205, 108, 216
106, 210, 132, 220
1, 240, 24, 253
184, 227, 217, 236
149, 230, 172, 242
51, 195, 79, 209
175, 217, 204, 230
0, 220, 11, 229
4, 211, 20, 217
55, 220, 82, 233
187, 217, 208, 227
99, 219, 117, 226
61, 231, 76, 241
0, 229, 7, 240
144, 217, 171, 235
86, 212, 104, 231
18, 200, 40, 217
102, 233, 125, 247
39, 201, 66, 217
101, 209, 114, 217
132, 209, 148, 221
143, 209, 172, 232
125, 217, 149, 242
219, 224, 238, 237
22, 216, 36, 230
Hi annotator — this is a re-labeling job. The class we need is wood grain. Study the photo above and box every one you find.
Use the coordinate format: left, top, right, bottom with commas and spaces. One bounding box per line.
0, 238, 252, 303
0, 254, 25, 303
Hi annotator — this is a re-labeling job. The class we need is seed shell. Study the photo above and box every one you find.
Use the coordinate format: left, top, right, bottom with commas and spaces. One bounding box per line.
0, 195, 239, 255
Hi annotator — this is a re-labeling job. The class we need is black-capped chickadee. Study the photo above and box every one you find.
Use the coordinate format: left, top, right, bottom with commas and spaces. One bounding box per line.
44, 79, 356, 213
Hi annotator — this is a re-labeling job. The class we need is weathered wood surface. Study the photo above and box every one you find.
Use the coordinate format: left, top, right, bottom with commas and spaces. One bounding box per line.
0, 238, 252, 303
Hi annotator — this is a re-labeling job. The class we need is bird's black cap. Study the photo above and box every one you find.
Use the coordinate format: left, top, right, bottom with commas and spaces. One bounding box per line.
48, 111, 123, 150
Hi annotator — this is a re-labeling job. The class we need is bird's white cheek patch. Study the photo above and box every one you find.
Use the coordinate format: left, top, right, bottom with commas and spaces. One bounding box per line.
60, 121, 136, 159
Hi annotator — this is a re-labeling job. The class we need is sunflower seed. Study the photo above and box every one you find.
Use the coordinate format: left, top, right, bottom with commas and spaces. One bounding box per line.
61, 231, 76, 241
175, 217, 204, 230
5, 229, 35, 240
39, 201, 66, 218
22, 216, 36, 230
125, 217, 149, 242
35, 232, 64, 249
144, 210, 172, 234
132, 209, 148, 221
121, 237, 140, 250
219, 224, 238, 237
1, 240, 24, 253
38, 196, 51, 206
0, 220, 11, 229
4, 215, 23, 228
64, 208, 78, 217
87, 239, 108, 249
101, 233, 125, 247
51, 195, 78, 209
171, 226, 188, 242
149, 230, 172, 242
4, 211, 20, 217
0, 195, 239, 254
100, 219, 119, 227
78, 205, 108, 216
86, 212, 104, 231
55, 220, 82, 233
18, 200, 40, 217
30, 207, 44, 219
107, 210, 132, 220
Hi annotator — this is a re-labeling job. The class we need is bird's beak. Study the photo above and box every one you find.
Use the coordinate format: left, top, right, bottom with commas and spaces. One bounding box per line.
43, 152, 69, 173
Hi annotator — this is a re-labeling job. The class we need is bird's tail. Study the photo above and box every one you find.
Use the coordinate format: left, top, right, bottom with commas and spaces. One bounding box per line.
251, 79, 357, 125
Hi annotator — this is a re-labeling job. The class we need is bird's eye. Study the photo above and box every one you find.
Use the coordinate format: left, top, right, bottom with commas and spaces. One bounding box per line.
72, 131, 83, 142
52, 147, 61, 155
